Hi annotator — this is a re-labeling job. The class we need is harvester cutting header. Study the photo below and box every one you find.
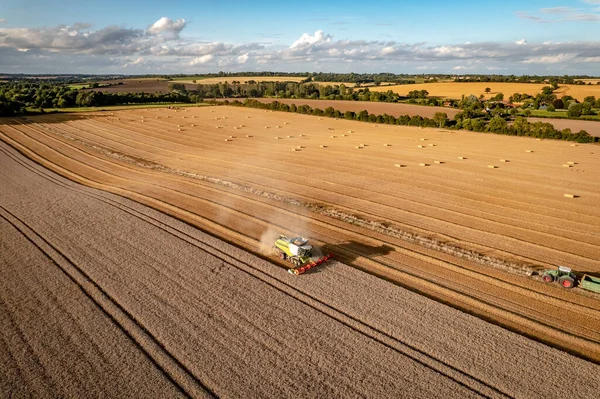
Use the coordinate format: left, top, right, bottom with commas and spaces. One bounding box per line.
273, 235, 333, 275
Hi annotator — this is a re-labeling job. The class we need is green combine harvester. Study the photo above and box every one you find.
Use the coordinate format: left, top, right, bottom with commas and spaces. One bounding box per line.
541, 266, 600, 293
272, 235, 333, 275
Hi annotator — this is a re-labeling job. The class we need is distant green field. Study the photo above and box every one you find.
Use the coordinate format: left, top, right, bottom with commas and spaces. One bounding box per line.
526, 109, 600, 121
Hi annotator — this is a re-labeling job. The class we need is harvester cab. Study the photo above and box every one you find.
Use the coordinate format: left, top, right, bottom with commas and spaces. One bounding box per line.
273, 234, 333, 275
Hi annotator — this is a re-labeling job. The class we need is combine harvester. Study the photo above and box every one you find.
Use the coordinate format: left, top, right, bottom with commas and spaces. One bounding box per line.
273, 235, 333, 275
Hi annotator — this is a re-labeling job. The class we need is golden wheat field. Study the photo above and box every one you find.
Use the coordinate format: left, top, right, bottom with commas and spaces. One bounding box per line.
1, 105, 600, 364
178, 76, 307, 84
370, 82, 600, 101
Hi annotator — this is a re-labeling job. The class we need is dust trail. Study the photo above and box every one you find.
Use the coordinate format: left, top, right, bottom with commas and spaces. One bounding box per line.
259, 227, 280, 255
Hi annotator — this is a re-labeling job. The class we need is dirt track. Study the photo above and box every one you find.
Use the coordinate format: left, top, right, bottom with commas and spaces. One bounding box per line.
1, 106, 600, 366
1, 140, 600, 398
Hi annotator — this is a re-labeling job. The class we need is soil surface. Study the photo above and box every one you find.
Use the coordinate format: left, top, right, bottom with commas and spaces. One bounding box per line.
1, 140, 599, 398
246, 98, 461, 118
527, 117, 600, 137
1, 106, 600, 366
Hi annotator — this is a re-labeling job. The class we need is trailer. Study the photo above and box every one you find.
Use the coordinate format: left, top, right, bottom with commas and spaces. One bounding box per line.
580, 274, 600, 294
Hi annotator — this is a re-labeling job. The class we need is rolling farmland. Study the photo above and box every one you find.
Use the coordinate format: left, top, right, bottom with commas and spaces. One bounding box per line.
370, 82, 600, 102
2, 137, 600, 398
1, 105, 600, 368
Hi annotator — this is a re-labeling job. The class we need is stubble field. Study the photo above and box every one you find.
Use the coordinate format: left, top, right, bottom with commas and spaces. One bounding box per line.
1, 105, 599, 367
2, 135, 600, 398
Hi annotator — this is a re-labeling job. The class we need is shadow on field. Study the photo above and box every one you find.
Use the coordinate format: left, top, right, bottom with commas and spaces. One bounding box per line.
578, 271, 600, 279
308, 240, 394, 273
1, 113, 109, 126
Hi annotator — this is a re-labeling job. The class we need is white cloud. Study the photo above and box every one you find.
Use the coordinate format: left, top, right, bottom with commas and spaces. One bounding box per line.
522, 53, 577, 64
515, 39, 527, 45
188, 54, 214, 65
236, 53, 249, 64
290, 30, 331, 49
0, 19, 6, 24
147, 17, 186, 40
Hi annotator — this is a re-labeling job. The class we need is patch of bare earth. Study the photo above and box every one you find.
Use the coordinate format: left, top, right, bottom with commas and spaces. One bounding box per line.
527, 117, 600, 137
247, 98, 461, 118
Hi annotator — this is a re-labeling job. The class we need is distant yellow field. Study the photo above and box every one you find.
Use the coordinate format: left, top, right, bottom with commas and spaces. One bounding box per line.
553, 84, 600, 101
370, 82, 600, 101
369, 82, 550, 100
181, 76, 307, 84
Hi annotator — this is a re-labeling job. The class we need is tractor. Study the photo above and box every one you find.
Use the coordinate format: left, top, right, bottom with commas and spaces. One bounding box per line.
541, 266, 600, 293
273, 235, 333, 275
541, 266, 577, 288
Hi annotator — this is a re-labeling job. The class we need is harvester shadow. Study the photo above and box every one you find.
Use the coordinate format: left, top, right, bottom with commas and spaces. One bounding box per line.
305, 241, 394, 274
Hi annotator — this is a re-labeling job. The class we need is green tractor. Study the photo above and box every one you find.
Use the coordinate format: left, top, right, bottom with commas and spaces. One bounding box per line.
541, 266, 577, 288
273, 235, 314, 267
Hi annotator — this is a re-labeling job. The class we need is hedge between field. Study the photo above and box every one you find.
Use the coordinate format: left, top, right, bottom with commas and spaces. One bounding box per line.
214, 99, 598, 143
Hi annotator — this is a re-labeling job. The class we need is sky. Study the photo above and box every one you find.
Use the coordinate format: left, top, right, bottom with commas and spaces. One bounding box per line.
0, 0, 599, 75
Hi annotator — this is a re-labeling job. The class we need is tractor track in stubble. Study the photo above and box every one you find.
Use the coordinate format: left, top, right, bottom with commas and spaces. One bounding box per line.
0, 141, 510, 399
2, 126, 600, 360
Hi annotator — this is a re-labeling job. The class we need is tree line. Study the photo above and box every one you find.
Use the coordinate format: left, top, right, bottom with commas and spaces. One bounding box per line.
0, 81, 197, 115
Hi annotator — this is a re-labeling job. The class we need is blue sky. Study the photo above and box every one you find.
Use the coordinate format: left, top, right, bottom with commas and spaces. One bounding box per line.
0, 0, 599, 74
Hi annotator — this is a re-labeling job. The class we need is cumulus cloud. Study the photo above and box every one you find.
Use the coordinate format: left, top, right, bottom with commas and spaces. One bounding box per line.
1, 22, 600, 74
0, 19, 6, 23
522, 53, 577, 64
188, 54, 214, 65
290, 30, 331, 48
147, 17, 187, 40
236, 53, 249, 64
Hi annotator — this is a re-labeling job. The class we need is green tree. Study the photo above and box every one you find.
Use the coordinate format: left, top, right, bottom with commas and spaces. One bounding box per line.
485, 87, 491, 94
433, 112, 449, 128
567, 103, 583, 118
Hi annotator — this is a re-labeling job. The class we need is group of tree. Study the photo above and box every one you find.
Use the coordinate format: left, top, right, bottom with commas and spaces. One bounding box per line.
0, 81, 198, 115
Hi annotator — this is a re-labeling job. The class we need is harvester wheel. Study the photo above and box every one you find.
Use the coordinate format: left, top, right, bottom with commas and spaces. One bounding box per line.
279, 251, 287, 260
559, 276, 575, 288
542, 274, 554, 283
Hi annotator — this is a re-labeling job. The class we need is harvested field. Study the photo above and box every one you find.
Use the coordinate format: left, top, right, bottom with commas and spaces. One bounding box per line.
527, 117, 600, 137
178, 76, 307, 84
247, 98, 461, 118
370, 82, 600, 102
1, 141, 600, 398
1, 106, 600, 366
